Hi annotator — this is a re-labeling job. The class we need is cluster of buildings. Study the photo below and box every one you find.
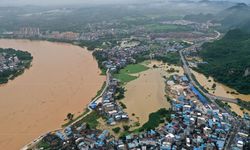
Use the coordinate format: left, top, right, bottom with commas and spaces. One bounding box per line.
230, 114, 250, 150
14, 27, 40, 37
43, 31, 80, 41
150, 41, 187, 58
99, 45, 149, 73
90, 78, 129, 125
41, 125, 115, 149
79, 28, 128, 41
0, 52, 21, 73
39, 72, 248, 150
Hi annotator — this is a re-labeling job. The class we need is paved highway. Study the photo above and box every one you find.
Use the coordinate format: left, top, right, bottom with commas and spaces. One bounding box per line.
179, 32, 242, 150
179, 31, 238, 104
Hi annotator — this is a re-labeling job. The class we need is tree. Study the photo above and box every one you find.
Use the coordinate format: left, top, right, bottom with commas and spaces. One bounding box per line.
67, 113, 74, 121
112, 127, 121, 134
123, 125, 130, 131
212, 83, 216, 89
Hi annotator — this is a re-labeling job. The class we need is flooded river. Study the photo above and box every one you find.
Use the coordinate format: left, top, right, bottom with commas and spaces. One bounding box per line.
0, 39, 105, 150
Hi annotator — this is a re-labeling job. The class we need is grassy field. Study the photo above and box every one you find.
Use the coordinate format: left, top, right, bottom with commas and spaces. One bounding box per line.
114, 64, 149, 83
113, 73, 137, 83
75, 111, 101, 129
145, 24, 191, 33
137, 108, 171, 131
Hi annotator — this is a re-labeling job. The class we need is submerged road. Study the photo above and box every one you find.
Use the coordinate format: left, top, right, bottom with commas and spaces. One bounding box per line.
179, 31, 238, 104
179, 32, 241, 149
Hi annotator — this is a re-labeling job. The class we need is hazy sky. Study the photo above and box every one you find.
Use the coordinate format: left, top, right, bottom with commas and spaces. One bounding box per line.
0, 0, 248, 6
0, 0, 140, 6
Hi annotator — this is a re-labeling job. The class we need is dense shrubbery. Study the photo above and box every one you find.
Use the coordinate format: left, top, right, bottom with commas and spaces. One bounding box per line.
92, 50, 108, 73
116, 87, 125, 100
198, 29, 250, 94
74, 111, 100, 129
112, 127, 121, 134
237, 99, 250, 111
0, 48, 33, 61
155, 52, 181, 65
138, 108, 171, 131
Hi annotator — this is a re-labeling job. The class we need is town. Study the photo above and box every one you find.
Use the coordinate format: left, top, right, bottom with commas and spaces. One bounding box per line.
35, 70, 250, 150
1, 2, 250, 149
12, 16, 249, 150
32, 34, 249, 149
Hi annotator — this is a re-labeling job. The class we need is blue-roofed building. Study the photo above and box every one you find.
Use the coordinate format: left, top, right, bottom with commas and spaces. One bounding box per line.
89, 102, 97, 109
172, 103, 183, 111
181, 75, 189, 82
55, 131, 65, 140
96, 141, 104, 147
178, 95, 185, 101
244, 113, 250, 120
128, 142, 136, 149
190, 85, 208, 105
165, 123, 173, 129
64, 127, 72, 137
160, 145, 172, 150
148, 129, 156, 136
208, 119, 214, 128
98, 130, 109, 141
126, 135, 132, 141
216, 140, 225, 150
171, 114, 176, 119
194, 143, 205, 150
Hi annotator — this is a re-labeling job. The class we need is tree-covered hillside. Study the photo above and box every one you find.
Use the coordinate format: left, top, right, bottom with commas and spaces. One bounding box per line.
198, 29, 250, 94
216, 3, 250, 32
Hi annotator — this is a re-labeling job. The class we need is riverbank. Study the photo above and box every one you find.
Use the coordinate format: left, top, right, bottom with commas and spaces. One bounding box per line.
0, 39, 105, 150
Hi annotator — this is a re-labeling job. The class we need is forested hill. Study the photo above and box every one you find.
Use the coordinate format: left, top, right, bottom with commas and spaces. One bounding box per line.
198, 29, 250, 94
183, 3, 250, 32
215, 3, 250, 32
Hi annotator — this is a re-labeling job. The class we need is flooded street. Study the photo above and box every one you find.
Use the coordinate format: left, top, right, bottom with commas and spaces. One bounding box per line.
191, 69, 250, 101
191, 69, 250, 116
0, 39, 105, 150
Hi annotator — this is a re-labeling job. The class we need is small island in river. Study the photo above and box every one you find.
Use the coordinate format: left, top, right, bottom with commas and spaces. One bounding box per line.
0, 48, 33, 84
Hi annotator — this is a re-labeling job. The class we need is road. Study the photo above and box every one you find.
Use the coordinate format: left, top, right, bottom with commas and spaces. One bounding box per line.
21, 69, 110, 150
179, 31, 238, 104
179, 31, 241, 150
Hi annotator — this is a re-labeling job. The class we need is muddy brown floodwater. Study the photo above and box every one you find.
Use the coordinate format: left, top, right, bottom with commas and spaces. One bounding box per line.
191, 69, 250, 116
0, 39, 105, 150
123, 61, 173, 126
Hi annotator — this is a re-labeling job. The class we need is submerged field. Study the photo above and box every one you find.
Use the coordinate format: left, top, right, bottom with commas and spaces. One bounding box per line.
191, 69, 250, 116
122, 61, 176, 126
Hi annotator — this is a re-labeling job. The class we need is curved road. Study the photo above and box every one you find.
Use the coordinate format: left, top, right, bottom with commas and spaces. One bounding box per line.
179, 31, 238, 104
